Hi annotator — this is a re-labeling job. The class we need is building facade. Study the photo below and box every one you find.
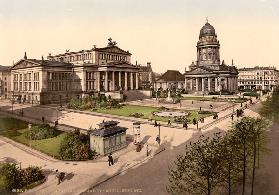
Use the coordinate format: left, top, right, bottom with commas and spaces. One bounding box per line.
184, 21, 238, 94
0, 65, 11, 99
154, 70, 185, 90
238, 66, 279, 91
11, 54, 81, 104
138, 62, 158, 90
47, 38, 140, 98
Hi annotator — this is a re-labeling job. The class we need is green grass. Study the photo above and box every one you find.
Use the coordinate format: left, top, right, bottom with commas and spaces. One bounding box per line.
0, 117, 66, 158
94, 105, 213, 124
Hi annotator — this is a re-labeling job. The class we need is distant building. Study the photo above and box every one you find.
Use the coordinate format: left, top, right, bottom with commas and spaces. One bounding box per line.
184, 20, 238, 94
0, 65, 11, 99
138, 62, 159, 90
238, 66, 279, 91
90, 121, 127, 155
11, 53, 81, 104
154, 70, 185, 90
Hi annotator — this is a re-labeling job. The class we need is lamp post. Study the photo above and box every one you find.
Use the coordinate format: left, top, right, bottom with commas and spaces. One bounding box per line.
28, 123, 32, 147
132, 122, 141, 145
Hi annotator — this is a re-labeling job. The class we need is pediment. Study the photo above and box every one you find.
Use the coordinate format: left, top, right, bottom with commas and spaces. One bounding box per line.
97, 46, 130, 55
12, 60, 40, 70
187, 67, 213, 75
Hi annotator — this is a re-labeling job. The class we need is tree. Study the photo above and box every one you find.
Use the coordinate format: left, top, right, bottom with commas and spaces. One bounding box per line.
228, 117, 255, 195
260, 87, 279, 122
167, 133, 224, 195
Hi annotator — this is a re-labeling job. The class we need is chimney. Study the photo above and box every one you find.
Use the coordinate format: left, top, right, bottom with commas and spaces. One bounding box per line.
24, 52, 27, 60
136, 60, 137, 65
147, 62, 151, 67
232, 59, 234, 66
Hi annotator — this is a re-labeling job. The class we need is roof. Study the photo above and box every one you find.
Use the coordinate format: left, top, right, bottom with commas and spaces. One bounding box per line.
157, 70, 184, 82
48, 45, 131, 58
238, 66, 278, 71
200, 22, 216, 38
0, 65, 11, 72
92, 121, 127, 137
12, 59, 73, 70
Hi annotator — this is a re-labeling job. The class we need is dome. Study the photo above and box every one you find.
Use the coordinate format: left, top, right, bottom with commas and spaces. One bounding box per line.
199, 22, 216, 38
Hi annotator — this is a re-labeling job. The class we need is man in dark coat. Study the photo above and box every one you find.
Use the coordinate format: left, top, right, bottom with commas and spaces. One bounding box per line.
108, 153, 114, 166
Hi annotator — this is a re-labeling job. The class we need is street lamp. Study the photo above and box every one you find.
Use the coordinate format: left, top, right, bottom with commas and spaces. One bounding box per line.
132, 122, 141, 145
28, 123, 32, 147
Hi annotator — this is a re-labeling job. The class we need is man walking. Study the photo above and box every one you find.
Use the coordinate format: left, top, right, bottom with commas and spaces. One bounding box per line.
146, 144, 149, 157
55, 170, 64, 185
108, 153, 114, 166
168, 119, 171, 126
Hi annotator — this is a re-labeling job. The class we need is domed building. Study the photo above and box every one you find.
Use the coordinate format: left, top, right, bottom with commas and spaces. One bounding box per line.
185, 20, 238, 94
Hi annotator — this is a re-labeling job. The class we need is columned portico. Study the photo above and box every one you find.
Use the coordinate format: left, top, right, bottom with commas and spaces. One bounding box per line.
124, 72, 128, 90
130, 72, 133, 90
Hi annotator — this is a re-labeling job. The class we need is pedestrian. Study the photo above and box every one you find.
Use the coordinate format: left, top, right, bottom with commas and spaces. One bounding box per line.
55, 120, 58, 127
192, 100, 194, 104
245, 104, 248, 109
240, 102, 243, 107
231, 114, 234, 121
108, 153, 114, 166
199, 107, 202, 111
42, 116, 45, 123
154, 120, 158, 127
168, 119, 171, 125
146, 144, 149, 157
183, 122, 188, 130
193, 118, 196, 125
55, 170, 63, 185
250, 99, 253, 104
210, 104, 213, 109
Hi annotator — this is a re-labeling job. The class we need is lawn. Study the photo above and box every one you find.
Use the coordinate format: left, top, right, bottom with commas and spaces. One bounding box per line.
95, 105, 213, 124
0, 117, 66, 158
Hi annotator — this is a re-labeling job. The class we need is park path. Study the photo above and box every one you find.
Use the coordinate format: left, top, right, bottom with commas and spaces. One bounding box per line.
0, 97, 261, 195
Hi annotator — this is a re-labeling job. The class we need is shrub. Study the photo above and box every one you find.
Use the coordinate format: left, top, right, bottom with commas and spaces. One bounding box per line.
22, 166, 44, 185
174, 116, 191, 124
25, 124, 59, 140
0, 163, 44, 190
59, 132, 94, 160
243, 91, 258, 97
208, 91, 220, 95
198, 110, 212, 114
129, 113, 144, 118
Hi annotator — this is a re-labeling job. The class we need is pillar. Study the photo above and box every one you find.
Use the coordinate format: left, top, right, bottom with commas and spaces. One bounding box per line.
215, 77, 218, 92
190, 78, 193, 91
130, 72, 134, 90
136, 73, 139, 89
124, 72, 128, 90
196, 77, 199, 91
97, 72, 100, 91
118, 72, 122, 90
105, 71, 108, 91
112, 71, 115, 91
201, 77, 205, 92
208, 78, 211, 91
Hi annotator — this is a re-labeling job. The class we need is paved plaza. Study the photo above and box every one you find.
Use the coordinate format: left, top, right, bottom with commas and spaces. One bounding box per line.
0, 96, 261, 195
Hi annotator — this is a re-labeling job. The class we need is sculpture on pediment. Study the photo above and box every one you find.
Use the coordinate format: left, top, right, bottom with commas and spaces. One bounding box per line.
107, 38, 117, 47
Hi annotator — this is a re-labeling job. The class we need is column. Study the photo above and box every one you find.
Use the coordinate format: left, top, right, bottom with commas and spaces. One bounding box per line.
201, 77, 205, 92
208, 77, 211, 91
97, 72, 100, 91
118, 72, 122, 90
136, 73, 139, 90
215, 77, 218, 92
190, 78, 193, 91
196, 78, 199, 91
105, 71, 108, 91
130, 72, 134, 90
124, 72, 128, 90
112, 71, 115, 91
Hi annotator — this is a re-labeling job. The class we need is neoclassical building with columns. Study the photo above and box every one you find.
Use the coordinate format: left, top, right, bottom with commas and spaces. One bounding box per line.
185, 21, 238, 94
48, 38, 140, 99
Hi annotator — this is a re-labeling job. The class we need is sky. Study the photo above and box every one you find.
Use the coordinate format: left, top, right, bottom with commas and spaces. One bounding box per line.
0, 0, 279, 73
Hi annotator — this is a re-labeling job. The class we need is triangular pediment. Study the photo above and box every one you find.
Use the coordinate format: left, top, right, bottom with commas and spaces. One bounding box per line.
96, 46, 131, 55
12, 59, 40, 70
187, 67, 214, 75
